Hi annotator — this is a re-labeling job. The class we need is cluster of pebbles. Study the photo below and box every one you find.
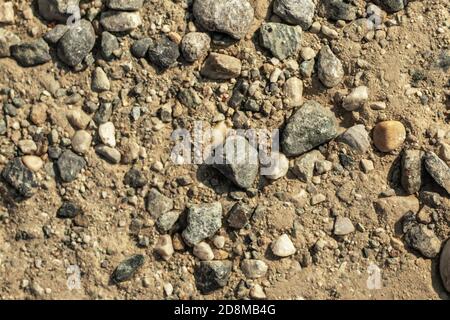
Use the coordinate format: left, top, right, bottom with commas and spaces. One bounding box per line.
0, 0, 449, 299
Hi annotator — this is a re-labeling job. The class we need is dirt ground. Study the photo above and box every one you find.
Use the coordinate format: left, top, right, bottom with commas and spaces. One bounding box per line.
0, 0, 449, 300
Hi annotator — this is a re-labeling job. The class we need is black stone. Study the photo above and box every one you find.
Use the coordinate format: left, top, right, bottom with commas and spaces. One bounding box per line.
57, 201, 82, 218
147, 36, 180, 69
194, 261, 232, 293
111, 254, 145, 283
2, 158, 38, 198
124, 168, 147, 188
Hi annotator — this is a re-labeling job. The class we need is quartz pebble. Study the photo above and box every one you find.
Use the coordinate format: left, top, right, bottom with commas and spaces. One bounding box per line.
193, 242, 215, 261
241, 259, 268, 279
98, 122, 116, 148
333, 217, 355, 236
154, 235, 174, 261
271, 234, 296, 257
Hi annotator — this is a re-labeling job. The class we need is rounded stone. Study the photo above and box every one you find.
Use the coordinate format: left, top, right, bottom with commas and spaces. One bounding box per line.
193, 242, 215, 261
373, 121, 406, 152
271, 234, 296, 257
71, 130, 91, 154
181, 32, 211, 62
57, 19, 95, 67
22, 155, 44, 172
440, 239, 450, 292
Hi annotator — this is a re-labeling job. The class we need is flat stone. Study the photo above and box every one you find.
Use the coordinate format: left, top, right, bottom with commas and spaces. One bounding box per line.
29, 103, 48, 126
194, 260, 232, 293
227, 202, 253, 229
57, 201, 82, 218
67, 109, 91, 130
22, 155, 44, 172
100, 11, 142, 33
201, 53, 242, 80
338, 124, 370, 153
145, 188, 174, 218
284, 77, 303, 107
18, 139, 37, 154
2, 158, 38, 197
241, 259, 268, 279
147, 36, 180, 69
259, 23, 302, 60
57, 19, 95, 67
373, 121, 406, 152
11, 39, 51, 67
111, 254, 145, 283
333, 216, 355, 236
181, 32, 211, 62
193, 0, 254, 40
271, 234, 296, 257
424, 151, 450, 194
92, 67, 110, 92
317, 45, 344, 88
342, 86, 369, 111
440, 239, 450, 292
94, 145, 120, 164
273, 0, 315, 30
182, 202, 222, 246
107, 0, 143, 11
71, 130, 91, 154
57, 150, 86, 182
212, 135, 259, 189
0, 2, 15, 24
281, 100, 338, 157
401, 150, 423, 194
37, 0, 80, 23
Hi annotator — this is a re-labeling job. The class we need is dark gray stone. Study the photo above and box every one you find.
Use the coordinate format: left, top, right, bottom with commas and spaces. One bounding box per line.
259, 23, 302, 60
212, 135, 259, 189
101, 31, 119, 60
401, 150, 423, 195
111, 254, 145, 283
57, 150, 86, 182
440, 239, 450, 292
147, 36, 180, 69
381, 0, 407, 12
195, 260, 232, 293
57, 20, 95, 67
182, 202, 222, 246
281, 100, 338, 157
156, 211, 180, 233
317, 45, 344, 88
404, 222, 441, 258
319, 0, 357, 21
424, 152, 450, 194
2, 158, 38, 198
131, 38, 153, 58
227, 202, 253, 229
11, 39, 51, 67
273, 0, 316, 30
37, 0, 80, 23
124, 168, 146, 188
94, 102, 113, 124
57, 201, 82, 218
43, 24, 69, 44
145, 188, 174, 218
177, 88, 201, 108
107, 0, 144, 11
193, 0, 254, 40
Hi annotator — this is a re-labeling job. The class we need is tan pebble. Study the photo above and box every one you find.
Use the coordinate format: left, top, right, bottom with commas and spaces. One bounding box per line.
172, 233, 185, 251
167, 32, 182, 44
373, 121, 406, 152
71, 130, 92, 154
250, 284, 266, 300
29, 103, 48, 125
67, 110, 91, 130
22, 155, 43, 171
154, 235, 174, 261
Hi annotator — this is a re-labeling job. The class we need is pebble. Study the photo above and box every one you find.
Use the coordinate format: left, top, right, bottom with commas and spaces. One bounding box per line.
0, 2, 15, 24
401, 150, 423, 194
57, 20, 95, 67
213, 236, 225, 249
156, 211, 180, 233
439, 143, 450, 163
67, 109, 91, 129
321, 25, 339, 39
370, 101, 387, 110
250, 284, 266, 299
30, 103, 48, 126
18, 140, 37, 154
37, 0, 80, 22
98, 122, 116, 147
319, 0, 357, 21
22, 155, 43, 172
92, 67, 110, 92
281, 100, 338, 157
2, 158, 38, 197
381, 0, 406, 12
342, 86, 369, 111
182, 202, 222, 246
212, 135, 259, 189
111, 254, 145, 283
259, 23, 302, 60
193, 242, 215, 261
123, 168, 146, 188
57, 150, 86, 182
227, 202, 253, 229
311, 193, 326, 205
101, 31, 119, 60
271, 234, 296, 257
193, 0, 254, 40
301, 47, 316, 60
338, 124, 370, 153
11, 39, 51, 67
71, 130, 91, 154
119, 139, 140, 164
241, 259, 268, 279
44, 24, 69, 44
147, 36, 180, 69
100, 11, 142, 32
131, 38, 153, 58
333, 216, 355, 236
317, 45, 344, 88
284, 77, 303, 107
154, 235, 174, 261
262, 151, 289, 180
181, 32, 211, 62
293, 150, 325, 182
315, 159, 333, 174
107, 0, 144, 11
404, 223, 441, 258
0, 28, 20, 57
201, 53, 242, 80
145, 188, 174, 218
440, 239, 450, 292
273, 0, 315, 30
360, 159, 374, 173
373, 121, 406, 152
424, 152, 450, 194
194, 261, 232, 293
57, 201, 82, 218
